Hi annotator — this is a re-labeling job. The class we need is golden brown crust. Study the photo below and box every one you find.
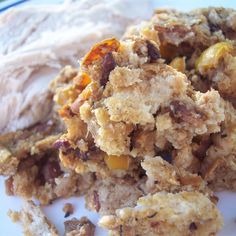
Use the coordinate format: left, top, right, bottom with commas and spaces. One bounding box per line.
99, 191, 223, 236
142, 156, 213, 197
3, 6, 236, 236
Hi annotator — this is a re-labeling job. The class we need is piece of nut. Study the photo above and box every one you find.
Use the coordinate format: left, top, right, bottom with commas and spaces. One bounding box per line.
93, 190, 101, 212
41, 160, 63, 183
146, 40, 160, 62
169, 100, 204, 124
100, 52, 116, 87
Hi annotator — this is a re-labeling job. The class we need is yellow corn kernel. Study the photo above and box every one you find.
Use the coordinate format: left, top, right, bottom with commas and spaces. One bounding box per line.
80, 73, 91, 87
169, 57, 185, 73
195, 42, 234, 73
104, 155, 130, 170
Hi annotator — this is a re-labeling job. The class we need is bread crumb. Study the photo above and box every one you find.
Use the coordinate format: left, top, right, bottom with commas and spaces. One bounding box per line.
8, 210, 20, 222
63, 203, 74, 218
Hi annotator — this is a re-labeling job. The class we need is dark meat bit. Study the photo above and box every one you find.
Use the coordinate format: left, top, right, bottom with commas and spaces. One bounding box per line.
41, 160, 63, 183
189, 222, 198, 231
88, 142, 99, 152
169, 100, 204, 124
156, 150, 172, 164
146, 40, 160, 62
75, 148, 89, 161
93, 190, 101, 212
119, 225, 123, 236
61, 147, 89, 161
53, 140, 70, 149
100, 52, 116, 87
208, 22, 221, 32
128, 129, 136, 151
193, 136, 212, 160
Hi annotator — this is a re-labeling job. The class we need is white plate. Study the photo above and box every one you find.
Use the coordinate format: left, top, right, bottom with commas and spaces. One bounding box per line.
1, 1, 236, 235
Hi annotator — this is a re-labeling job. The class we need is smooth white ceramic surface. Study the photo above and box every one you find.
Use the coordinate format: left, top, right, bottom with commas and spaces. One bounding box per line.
1, 1, 236, 236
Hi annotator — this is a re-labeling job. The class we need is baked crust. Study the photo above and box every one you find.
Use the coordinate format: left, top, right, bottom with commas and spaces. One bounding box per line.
3, 6, 236, 235
99, 191, 223, 236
